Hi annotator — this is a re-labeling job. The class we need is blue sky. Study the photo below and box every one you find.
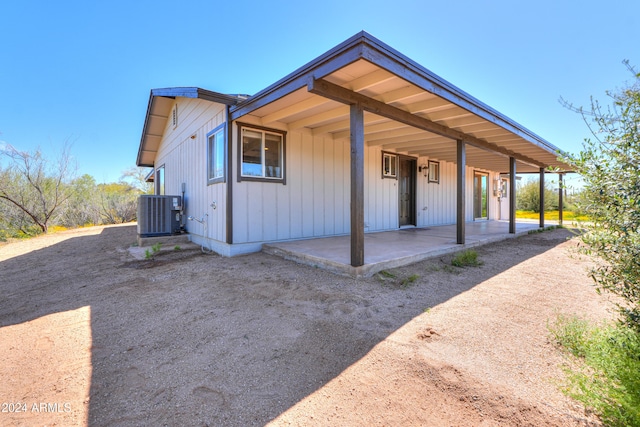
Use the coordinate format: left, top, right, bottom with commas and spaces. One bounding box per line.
1, 0, 638, 191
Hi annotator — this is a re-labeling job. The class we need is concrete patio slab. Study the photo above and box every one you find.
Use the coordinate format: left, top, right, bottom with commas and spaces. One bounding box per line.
263, 221, 550, 278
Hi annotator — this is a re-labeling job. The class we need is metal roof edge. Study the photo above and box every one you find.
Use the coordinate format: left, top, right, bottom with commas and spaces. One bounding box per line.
150, 87, 242, 105
137, 87, 243, 166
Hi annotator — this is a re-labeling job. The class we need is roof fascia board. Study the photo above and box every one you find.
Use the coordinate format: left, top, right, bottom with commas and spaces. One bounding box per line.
136, 90, 160, 167
150, 87, 241, 105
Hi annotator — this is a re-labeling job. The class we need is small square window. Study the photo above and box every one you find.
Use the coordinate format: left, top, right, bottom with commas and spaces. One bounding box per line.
207, 124, 226, 184
428, 160, 440, 183
382, 152, 397, 178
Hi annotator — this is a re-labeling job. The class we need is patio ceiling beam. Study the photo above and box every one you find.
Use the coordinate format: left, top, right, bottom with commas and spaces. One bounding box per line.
288, 105, 349, 129
312, 115, 382, 135
261, 96, 332, 125
379, 134, 445, 149
334, 120, 406, 140
308, 78, 547, 169
347, 68, 396, 91
377, 85, 426, 103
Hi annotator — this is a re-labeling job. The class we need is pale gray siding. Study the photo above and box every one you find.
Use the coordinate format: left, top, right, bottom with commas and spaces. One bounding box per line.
153, 98, 227, 243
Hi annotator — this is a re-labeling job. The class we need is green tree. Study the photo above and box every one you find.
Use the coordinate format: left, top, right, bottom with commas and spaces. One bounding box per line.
98, 182, 138, 224
516, 177, 559, 212
62, 174, 101, 227
0, 144, 75, 234
563, 61, 640, 329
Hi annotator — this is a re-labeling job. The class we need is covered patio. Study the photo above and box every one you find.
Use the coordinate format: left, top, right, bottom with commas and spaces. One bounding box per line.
231, 32, 572, 269
263, 220, 550, 278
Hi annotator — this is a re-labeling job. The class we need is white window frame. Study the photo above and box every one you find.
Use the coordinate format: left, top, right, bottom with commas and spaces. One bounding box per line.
207, 124, 226, 185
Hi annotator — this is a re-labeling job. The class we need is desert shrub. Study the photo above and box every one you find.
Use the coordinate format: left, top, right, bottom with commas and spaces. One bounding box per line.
451, 249, 482, 267
550, 315, 640, 427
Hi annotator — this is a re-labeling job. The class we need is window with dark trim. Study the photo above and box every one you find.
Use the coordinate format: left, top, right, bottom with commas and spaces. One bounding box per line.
207, 124, 226, 184
382, 152, 398, 179
156, 165, 165, 195
428, 160, 440, 183
237, 123, 286, 183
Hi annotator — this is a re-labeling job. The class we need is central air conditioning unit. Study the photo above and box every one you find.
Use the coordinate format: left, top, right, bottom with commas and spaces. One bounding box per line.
137, 195, 182, 237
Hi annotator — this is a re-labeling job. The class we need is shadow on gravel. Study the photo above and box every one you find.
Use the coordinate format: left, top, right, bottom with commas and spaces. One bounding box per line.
0, 224, 573, 426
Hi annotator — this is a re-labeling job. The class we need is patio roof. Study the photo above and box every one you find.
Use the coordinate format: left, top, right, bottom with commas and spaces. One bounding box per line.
230, 31, 570, 174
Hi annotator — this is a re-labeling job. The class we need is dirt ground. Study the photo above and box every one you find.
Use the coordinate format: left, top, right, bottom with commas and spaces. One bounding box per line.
0, 223, 615, 426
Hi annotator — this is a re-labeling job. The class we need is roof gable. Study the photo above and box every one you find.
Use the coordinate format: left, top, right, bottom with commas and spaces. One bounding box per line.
136, 87, 244, 167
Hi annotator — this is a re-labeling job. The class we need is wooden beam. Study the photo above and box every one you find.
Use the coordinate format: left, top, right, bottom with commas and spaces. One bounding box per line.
377, 85, 425, 103
372, 132, 442, 148
437, 116, 488, 130
261, 95, 331, 124
350, 103, 365, 267
288, 105, 349, 129
308, 78, 547, 169
539, 167, 545, 228
509, 157, 517, 234
406, 97, 452, 114
333, 120, 406, 140
348, 68, 395, 91
457, 140, 466, 244
417, 108, 472, 122
312, 114, 384, 135
366, 127, 431, 144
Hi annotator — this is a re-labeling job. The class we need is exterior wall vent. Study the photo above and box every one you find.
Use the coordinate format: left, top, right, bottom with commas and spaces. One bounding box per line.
137, 195, 182, 237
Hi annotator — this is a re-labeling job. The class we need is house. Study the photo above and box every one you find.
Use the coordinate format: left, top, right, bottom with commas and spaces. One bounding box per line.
136, 31, 569, 268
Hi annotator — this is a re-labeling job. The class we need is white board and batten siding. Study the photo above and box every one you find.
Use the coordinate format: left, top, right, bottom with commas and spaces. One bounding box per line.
232, 125, 351, 244
155, 103, 507, 252
153, 98, 228, 244
231, 125, 505, 246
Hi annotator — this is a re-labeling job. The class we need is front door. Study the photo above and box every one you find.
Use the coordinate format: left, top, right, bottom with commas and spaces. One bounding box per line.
399, 157, 416, 226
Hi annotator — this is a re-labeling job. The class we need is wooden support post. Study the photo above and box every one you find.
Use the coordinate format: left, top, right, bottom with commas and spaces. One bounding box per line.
457, 139, 466, 244
539, 167, 545, 229
558, 173, 564, 226
509, 157, 516, 234
350, 103, 365, 267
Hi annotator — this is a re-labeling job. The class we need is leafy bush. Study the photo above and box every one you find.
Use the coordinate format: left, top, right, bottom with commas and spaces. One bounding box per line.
550, 315, 640, 427
562, 62, 640, 330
